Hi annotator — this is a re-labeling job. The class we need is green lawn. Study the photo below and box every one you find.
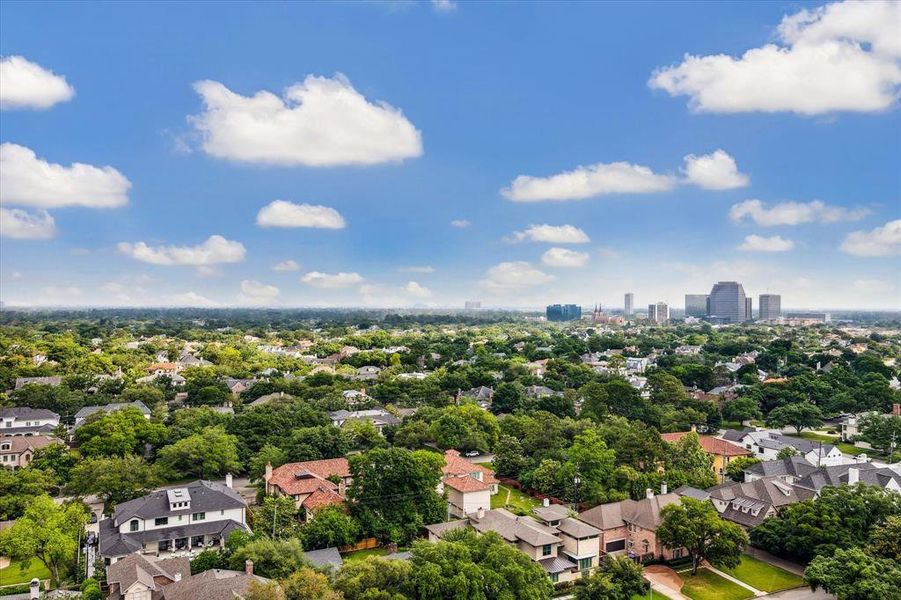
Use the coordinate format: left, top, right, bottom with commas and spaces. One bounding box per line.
341, 547, 409, 563
631, 590, 672, 600
490, 485, 541, 514
720, 554, 805, 593
0, 560, 51, 586
680, 568, 754, 600
792, 431, 837, 443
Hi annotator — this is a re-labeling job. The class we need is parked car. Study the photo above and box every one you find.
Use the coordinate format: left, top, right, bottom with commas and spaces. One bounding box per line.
464, 450, 480, 457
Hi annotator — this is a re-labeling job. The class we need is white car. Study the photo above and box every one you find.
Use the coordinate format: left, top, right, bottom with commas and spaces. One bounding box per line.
464, 450, 480, 457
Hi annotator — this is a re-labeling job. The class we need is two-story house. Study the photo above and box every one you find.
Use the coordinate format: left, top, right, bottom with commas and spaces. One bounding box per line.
327, 409, 400, 434
707, 476, 815, 528
532, 503, 602, 575
99, 479, 249, 564
661, 431, 751, 483
439, 449, 498, 518
73, 401, 152, 428
0, 407, 60, 437
0, 434, 58, 469
722, 429, 845, 466
264, 458, 351, 518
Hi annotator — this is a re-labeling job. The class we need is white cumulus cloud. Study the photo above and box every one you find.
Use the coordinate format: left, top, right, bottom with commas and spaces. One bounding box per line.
0, 143, 131, 208
301, 271, 364, 288
117, 235, 246, 266
541, 247, 590, 267
398, 266, 435, 273
256, 200, 346, 229
272, 259, 300, 272
479, 261, 555, 294
681, 150, 749, 190
840, 220, 901, 257
189, 74, 423, 166
432, 0, 456, 12
238, 279, 280, 305
0, 207, 56, 239
168, 292, 221, 307
502, 161, 676, 202
738, 234, 796, 252
451, 219, 472, 228
0, 56, 75, 110
506, 224, 590, 244
729, 199, 869, 226
403, 281, 433, 298
649, 1, 901, 115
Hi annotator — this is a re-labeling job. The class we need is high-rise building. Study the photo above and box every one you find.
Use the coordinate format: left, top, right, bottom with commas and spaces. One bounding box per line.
684, 294, 709, 318
624, 293, 634, 317
746, 297, 753, 321
464, 300, 482, 310
647, 302, 669, 324
546, 304, 582, 322
759, 294, 781, 320
707, 281, 751, 323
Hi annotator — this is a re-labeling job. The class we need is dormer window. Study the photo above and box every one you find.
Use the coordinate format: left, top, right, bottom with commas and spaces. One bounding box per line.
130, 520, 139, 532
0, 443, 10, 450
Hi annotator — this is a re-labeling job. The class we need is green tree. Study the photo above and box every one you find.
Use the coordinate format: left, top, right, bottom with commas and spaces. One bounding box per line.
228, 537, 307, 579
579, 382, 609, 422
190, 549, 227, 574
301, 504, 359, 550
664, 432, 716, 490
252, 495, 301, 539
74, 407, 168, 458
859, 414, 901, 458
156, 426, 241, 479
67, 455, 160, 513
776, 446, 799, 459
248, 444, 288, 482
868, 515, 901, 561
766, 402, 824, 434
281, 568, 342, 600
805, 547, 901, 600
28, 444, 79, 487
0, 495, 89, 587
80, 578, 103, 600
492, 382, 526, 414
493, 434, 529, 479
725, 456, 761, 482
245, 580, 287, 600
721, 397, 762, 424
656, 497, 748, 574
0, 466, 55, 520
348, 448, 446, 544
575, 556, 647, 600
334, 556, 413, 600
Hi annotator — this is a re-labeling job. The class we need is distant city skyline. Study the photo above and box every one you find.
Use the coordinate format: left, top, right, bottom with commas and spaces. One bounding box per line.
1, 1, 898, 310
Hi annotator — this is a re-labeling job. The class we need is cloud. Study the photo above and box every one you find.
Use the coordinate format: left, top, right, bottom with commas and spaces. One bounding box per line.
451, 219, 472, 228
840, 219, 901, 257
301, 271, 364, 288
0, 143, 131, 208
649, 1, 901, 114
541, 247, 590, 267
272, 259, 300, 272
729, 199, 870, 226
0, 207, 56, 239
681, 150, 749, 190
398, 265, 435, 273
479, 261, 554, 294
738, 234, 795, 252
195, 266, 222, 278
168, 292, 221, 307
0, 56, 75, 110
854, 279, 893, 293
238, 279, 280, 305
502, 161, 676, 202
432, 0, 456, 12
403, 281, 433, 298
506, 224, 590, 244
189, 74, 422, 166
117, 235, 246, 266
597, 247, 621, 258
256, 200, 346, 229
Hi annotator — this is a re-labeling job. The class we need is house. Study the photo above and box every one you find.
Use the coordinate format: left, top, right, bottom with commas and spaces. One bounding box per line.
13, 376, 63, 390
74, 401, 152, 428
0, 407, 60, 437
249, 392, 292, 407
525, 360, 550, 378
625, 358, 649, 374
328, 409, 400, 433
302, 547, 343, 571
0, 435, 59, 469
577, 487, 684, 562
532, 502, 602, 575
674, 346, 702, 356
723, 430, 846, 466
743, 456, 818, 483
794, 463, 901, 495
224, 378, 258, 395
264, 458, 351, 518
440, 450, 499, 518
136, 372, 186, 386
840, 404, 901, 441
177, 352, 213, 368
661, 431, 751, 483
353, 366, 382, 381
99, 479, 249, 563
425, 508, 586, 583
524, 385, 561, 399
146, 363, 182, 375
342, 389, 369, 404
107, 553, 272, 600
707, 477, 815, 528
457, 386, 494, 404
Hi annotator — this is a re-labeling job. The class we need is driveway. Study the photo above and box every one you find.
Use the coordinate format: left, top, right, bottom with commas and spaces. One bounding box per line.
643, 565, 689, 600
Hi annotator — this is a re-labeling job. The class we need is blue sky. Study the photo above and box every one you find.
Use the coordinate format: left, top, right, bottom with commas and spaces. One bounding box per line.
1, 0, 899, 309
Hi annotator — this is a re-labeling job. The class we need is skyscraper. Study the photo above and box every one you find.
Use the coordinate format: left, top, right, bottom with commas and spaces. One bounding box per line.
746, 297, 753, 321
759, 294, 781, 320
546, 304, 582, 322
648, 302, 669, 324
624, 293, 634, 317
684, 294, 709, 318
707, 281, 750, 324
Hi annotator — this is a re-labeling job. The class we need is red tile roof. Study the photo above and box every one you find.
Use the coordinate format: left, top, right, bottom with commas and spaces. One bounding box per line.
444, 475, 493, 493
442, 450, 498, 485
661, 432, 751, 457
268, 458, 350, 497
302, 487, 345, 511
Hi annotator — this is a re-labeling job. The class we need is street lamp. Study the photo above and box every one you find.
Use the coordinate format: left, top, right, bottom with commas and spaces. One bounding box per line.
572, 476, 581, 512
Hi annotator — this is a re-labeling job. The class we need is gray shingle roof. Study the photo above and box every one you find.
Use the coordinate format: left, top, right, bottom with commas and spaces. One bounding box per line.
99, 516, 246, 558
74, 401, 151, 421
0, 407, 60, 420
744, 456, 816, 479
539, 555, 577, 574
303, 547, 343, 570
111, 480, 245, 524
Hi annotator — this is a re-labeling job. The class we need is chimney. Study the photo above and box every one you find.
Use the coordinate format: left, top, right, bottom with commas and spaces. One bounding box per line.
543, 498, 550, 507
338, 478, 346, 497
476, 508, 485, 520
225, 473, 233, 489
264, 462, 273, 484
848, 467, 859, 485
660, 482, 668, 495
174, 573, 182, 582
690, 424, 697, 433
29, 578, 40, 600
245, 560, 254, 576
893, 403, 900, 417
645, 488, 654, 499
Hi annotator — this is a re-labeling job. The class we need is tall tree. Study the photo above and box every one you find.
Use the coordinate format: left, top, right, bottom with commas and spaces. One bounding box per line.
281, 568, 342, 600
67, 455, 160, 512
156, 425, 241, 480
301, 504, 359, 550
805, 547, 901, 600
766, 402, 824, 434
74, 407, 167, 458
656, 497, 748, 574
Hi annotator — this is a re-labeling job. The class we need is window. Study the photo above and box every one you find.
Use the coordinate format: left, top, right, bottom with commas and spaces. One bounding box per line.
158, 539, 171, 552
129, 520, 139, 532
154, 517, 168, 526
542, 544, 552, 556
673, 548, 684, 559
605, 539, 626, 552
192, 512, 205, 521
549, 572, 559, 583
579, 557, 592, 570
